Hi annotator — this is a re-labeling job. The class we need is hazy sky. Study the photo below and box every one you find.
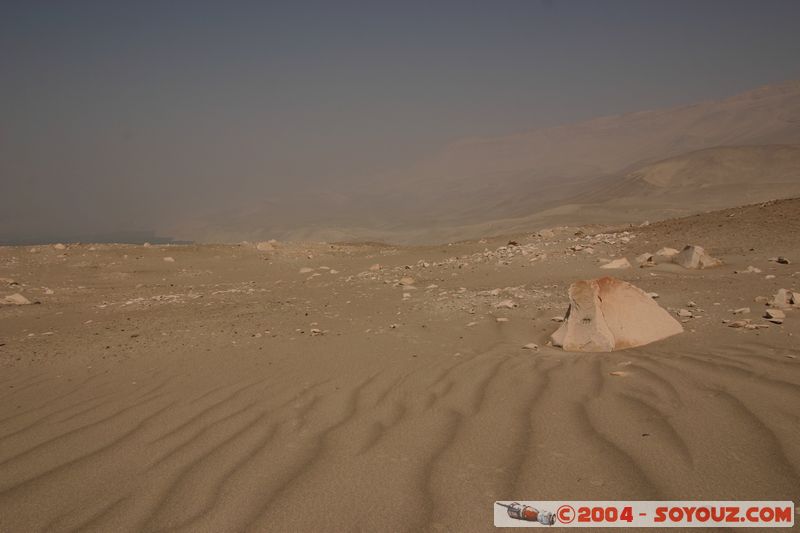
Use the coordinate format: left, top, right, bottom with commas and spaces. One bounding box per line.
2, 0, 800, 240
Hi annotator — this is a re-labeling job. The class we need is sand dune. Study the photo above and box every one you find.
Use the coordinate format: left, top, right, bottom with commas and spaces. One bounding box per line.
2, 199, 799, 531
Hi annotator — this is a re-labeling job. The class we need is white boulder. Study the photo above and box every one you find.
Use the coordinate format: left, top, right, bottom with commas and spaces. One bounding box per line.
551, 277, 683, 352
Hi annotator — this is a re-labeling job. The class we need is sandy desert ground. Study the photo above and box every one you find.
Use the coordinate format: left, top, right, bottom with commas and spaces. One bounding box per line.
1, 199, 800, 531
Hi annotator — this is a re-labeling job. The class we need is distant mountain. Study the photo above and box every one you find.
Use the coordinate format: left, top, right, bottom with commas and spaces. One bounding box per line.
372, 80, 800, 223
171, 80, 800, 243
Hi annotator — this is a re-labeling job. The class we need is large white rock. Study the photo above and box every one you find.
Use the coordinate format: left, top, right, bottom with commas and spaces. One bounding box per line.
673, 245, 721, 269
551, 277, 683, 352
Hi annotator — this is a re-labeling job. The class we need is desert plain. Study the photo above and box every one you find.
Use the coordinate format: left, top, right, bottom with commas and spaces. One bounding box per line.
1, 198, 799, 531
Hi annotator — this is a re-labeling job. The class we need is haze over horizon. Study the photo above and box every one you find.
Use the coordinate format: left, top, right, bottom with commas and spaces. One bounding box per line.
3, 0, 800, 243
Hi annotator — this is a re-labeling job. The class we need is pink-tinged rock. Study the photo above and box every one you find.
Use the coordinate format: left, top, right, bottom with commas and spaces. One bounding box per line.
551, 277, 683, 352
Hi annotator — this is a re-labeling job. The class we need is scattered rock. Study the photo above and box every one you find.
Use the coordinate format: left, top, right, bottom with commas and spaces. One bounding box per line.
369, 263, 382, 271
656, 247, 680, 258
551, 277, 683, 352
764, 309, 785, 324
646, 292, 659, 299
636, 253, 655, 267
1, 293, 31, 305
522, 343, 539, 351
769, 256, 791, 265
677, 309, 693, 318
551, 316, 564, 322
163, 257, 175, 263
399, 277, 415, 286
770, 288, 798, 309
728, 319, 769, 330
256, 241, 275, 252
732, 307, 750, 315
735, 266, 762, 274
53, 243, 66, 250
299, 267, 314, 274
600, 258, 632, 270
674, 245, 721, 269
495, 317, 510, 323
494, 299, 516, 309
